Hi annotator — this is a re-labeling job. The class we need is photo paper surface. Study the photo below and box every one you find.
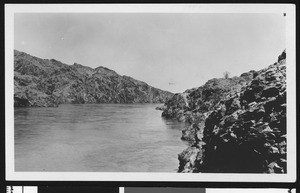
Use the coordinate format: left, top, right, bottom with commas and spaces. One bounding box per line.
5, 4, 296, 182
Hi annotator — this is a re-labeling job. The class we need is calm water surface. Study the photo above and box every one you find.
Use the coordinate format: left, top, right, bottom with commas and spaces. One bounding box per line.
15, 104, 188, 172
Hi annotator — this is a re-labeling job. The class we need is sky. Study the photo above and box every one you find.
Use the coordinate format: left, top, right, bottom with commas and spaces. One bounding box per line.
14, 13, 286, 93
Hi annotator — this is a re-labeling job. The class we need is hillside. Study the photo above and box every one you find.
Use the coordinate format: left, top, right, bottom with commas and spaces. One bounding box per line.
160, 50, 287, 173
14, 50, 173, 107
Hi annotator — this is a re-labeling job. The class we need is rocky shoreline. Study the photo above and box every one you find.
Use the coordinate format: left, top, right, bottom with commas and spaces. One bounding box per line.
15, 49, 287, 173
160, 50, 287, 173
14, 50, 173, 107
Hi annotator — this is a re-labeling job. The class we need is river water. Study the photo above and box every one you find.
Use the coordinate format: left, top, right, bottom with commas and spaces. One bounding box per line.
14, 104, 188, 172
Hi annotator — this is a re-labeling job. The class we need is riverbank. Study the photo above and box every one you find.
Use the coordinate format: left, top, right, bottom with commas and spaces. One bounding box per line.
160, 50, 287, 173
14, 50, 173, 107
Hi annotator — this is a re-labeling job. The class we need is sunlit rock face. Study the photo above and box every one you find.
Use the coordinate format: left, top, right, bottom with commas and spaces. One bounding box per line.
162, 50, 287, 173
14, 50, 173, 107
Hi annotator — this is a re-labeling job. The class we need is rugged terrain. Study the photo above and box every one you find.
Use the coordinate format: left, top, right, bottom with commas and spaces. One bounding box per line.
161, 50, 287, 173
14, 50, 173, 107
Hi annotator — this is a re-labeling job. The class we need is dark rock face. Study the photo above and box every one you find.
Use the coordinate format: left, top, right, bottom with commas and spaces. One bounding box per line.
162, 75, 255, 122
14, 50, 173, 107
199, 55, 286, 173
161, 66, 256, 142
162, 50, 287, 173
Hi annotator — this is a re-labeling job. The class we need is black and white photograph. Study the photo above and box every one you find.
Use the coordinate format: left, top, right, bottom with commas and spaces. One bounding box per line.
5, 4, 296, 181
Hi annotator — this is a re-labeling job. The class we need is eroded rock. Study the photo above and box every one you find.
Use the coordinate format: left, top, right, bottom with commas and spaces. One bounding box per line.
163, 50, 287, 173
14, 50, 173, 107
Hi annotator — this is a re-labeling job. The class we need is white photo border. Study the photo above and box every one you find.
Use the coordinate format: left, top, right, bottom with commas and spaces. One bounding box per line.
5, 4, 296, 182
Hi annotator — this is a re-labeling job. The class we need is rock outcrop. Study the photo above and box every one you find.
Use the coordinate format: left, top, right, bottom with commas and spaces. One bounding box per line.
162, 69, 256, 142
162, 50, 287, 173
14, 50, 173, 107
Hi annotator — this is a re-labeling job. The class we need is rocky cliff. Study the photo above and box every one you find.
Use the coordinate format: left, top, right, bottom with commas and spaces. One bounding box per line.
14, 50, 173, 107
161, 50, 287, 173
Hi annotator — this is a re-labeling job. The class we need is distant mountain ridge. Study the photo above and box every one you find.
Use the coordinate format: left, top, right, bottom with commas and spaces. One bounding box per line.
14, 50, 173, 107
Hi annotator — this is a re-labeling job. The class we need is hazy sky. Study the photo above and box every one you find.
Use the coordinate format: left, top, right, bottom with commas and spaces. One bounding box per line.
14, 13, 285, 93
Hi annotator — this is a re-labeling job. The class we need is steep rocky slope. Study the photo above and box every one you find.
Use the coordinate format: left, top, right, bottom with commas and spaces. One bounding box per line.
14, 50, 173, 107
161, 50, 287, 173
162, 69, 256, 142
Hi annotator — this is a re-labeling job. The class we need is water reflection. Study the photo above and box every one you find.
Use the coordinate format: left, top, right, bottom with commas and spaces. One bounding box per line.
14, 104, 187, 172
161, 116, 188, 130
